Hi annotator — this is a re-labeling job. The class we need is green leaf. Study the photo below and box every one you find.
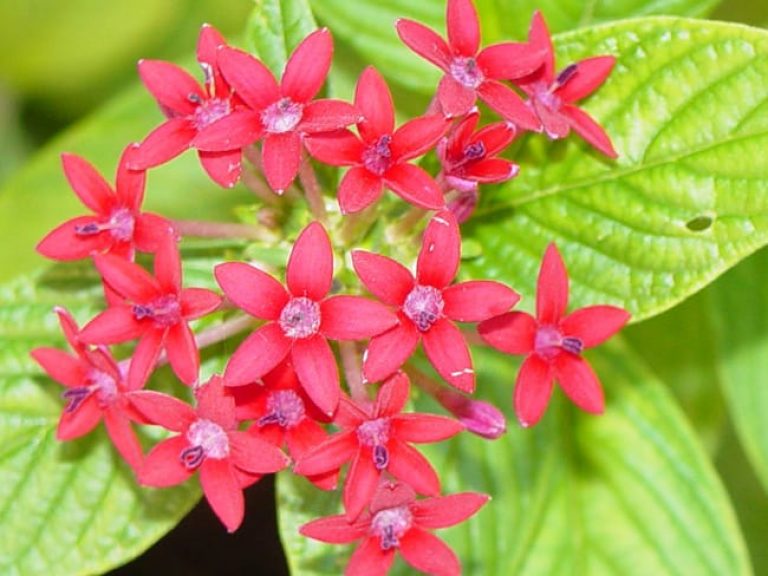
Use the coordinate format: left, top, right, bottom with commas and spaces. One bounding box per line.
463, 18, 768, 322
0, 276, 200, 575
247, 0, 318, 76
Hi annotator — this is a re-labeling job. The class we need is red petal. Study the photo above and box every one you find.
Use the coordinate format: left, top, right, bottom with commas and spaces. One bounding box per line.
443, 280, 519, 322
391, 115, 449, 162
363, 321, 420, 383
218, 47, 280, 110
532, 97, 569, 139
61, 153, 114, 215
391, 413, 463, 443
464, 158, 519, 183
536, 243, 569, 325
346, 538, 395, 576
396, 19, 451, 70
139, 436, 193, 487
224, 323, 292, 386
128, 390, 197, 431
138, 59, 203, 116
196, 24, 228, 97
200, 458, 244, 532
79, 307, 145, 344
57, 395, 101, 440
131, 118, 197, 169
473, 121, 517, 156
344, 452, 381, 520
352, 250, 414, 307
287, 221, 333, 300
478, 311, 537, 354
562, 305, 630, 347
320, 296, 398, 340
292, 335, 340, 416
104, 409, 143, 471
285, 419, 331, 460
282, 28, 332, 102
387, 439, 440, 495
478, 42, 546, 80
355, 67, 394, 141
557, 56, 615, 103
199, 149, 242, 188
384, 163, 444, 210
229, 431, 289, 473
115, 144, 146, 209
561, 105, 618, 158
374, 372, 410, 417
422, 319, 474, 393
305, 130, 363, 166
262, 131, 302, 193
447, 0, 480, 56
437, 75, 476, 118
154, 236, 181, 294
93, 253, 162, 302
338, 167, 384, 214
127, 328, 166, 390
514, 354, 554, 427
37, 217, 112, 261
180, 288, 222, 319
134, 213, 174, 254
192, 110, 263, 152
527, 11, 555, 82
196, 376, 236, 427
294, 430, 358, 476
300, 99, 360, 133
477, 80, 540, 131
299, 514, 369, 543
412, 492, 489, 528
399, 528, 460, 576
30, 348, 86, 387
166, 323, 199, 386
215, 262, 288, 320
417, 210, 459, 289
554, 354, 604, 414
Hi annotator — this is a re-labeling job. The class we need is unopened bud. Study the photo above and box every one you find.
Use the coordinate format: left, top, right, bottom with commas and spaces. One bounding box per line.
439, 391, 506, 440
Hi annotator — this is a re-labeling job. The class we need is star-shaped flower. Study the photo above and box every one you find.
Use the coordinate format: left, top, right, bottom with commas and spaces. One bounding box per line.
295, 372, 463, 520
305, 67, 449, 214
516, 11, 618, 157
193, 28, 360, 193
215, 221, 398, 416
396, 0, 543, 125
131, 376, 289, 532
353, 210, 519, 392
478, 243, 630, 427
301, 481, 488, 576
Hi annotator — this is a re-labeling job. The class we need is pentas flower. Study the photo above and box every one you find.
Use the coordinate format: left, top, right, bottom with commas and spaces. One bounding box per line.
37, 145, 171, 262
79, 237, 222, 389
30, 307, 144, 470
305, 67, 449, 214
132, 24, 246, 187
215, 222, 398, 416
193, 28, 360, 193
396, 0, 542, 126
301, 481, 488, 576
130, 376, 289, 532
516, 12, 617, 158
295, 372, 463, 520
478, 243, 630, 427
353, 210, 519, 392
231, 361, 338, 490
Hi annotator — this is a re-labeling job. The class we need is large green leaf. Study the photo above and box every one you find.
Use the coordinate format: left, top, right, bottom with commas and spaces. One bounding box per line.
277, 343, 750, 575
247, 0, 318, 76
0, 276, 200, 575
463, 18, 768, 322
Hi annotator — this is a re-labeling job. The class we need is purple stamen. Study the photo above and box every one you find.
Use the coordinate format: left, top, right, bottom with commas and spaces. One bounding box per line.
561, 336, 583, 355
362, 135, 393, 176
403, 285, 444, 332
62, 387, 91, 413
373, 445, 389, 470
556, 64, 578, 88
180, 445, 205, 469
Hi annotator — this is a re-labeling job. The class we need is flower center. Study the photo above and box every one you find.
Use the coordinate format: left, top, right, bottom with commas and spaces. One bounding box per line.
261, 97, 303, 133
133, 295, 182, 328
193, 97, 231, 130
362, 135, 393, 176
357, 417, 391, 470
61, 368, 120, 412
279, 297, 321, 339
403, 285, 444, 332
534, 325, 583, 360
257, 390, 306, 429
449, 56, 484, 89
370, 506, 413, 550
74, 208, 136, 243
181, 418, 230, 469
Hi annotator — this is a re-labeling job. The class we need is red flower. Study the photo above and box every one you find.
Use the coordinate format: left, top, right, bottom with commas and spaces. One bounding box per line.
516, 12, 618, 158
231, 361, 338, 490
193, 28, 360, 193
353, 211, 519, 392
36, 145, 171, 262
79, 237, 222, 389
396, 0, 542, 125
301, 481, 488, 576
131, 376, 289, 532
478, 243, 630, 427
131, 24, 247, 187
215, 222, 398, 416
305, 67, 449, 214
295, 372, 463, 520
30, 307, 145, 470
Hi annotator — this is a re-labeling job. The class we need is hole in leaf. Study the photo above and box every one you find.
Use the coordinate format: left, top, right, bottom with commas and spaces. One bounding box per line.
685, 215, 713, 232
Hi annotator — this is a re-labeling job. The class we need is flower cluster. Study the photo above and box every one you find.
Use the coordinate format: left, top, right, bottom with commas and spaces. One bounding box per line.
31, 1, 629, 574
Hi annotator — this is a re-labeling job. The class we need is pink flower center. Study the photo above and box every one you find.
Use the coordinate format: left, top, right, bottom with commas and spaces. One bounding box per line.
362, 135, 393, 176
258, 390, 306, 429
133, 295, 182, 328
357, 417, 391, 470
192, 97, 231, 130
61, 368, 119, 412
370, 505, 413, 550
261, 97, 303, 133
74, 208, 136, 243
449, 56, 484, 89
534, 325, 583, 361
403, 285, 444, 332
181, 418, 230, 469
279, 297, 321, 339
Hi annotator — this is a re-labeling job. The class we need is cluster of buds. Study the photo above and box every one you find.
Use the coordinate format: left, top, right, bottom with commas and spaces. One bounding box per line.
31, 1, 629, 574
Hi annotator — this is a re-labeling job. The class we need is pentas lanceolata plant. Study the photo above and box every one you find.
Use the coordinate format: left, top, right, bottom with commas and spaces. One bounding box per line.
31, 1, 630, 574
